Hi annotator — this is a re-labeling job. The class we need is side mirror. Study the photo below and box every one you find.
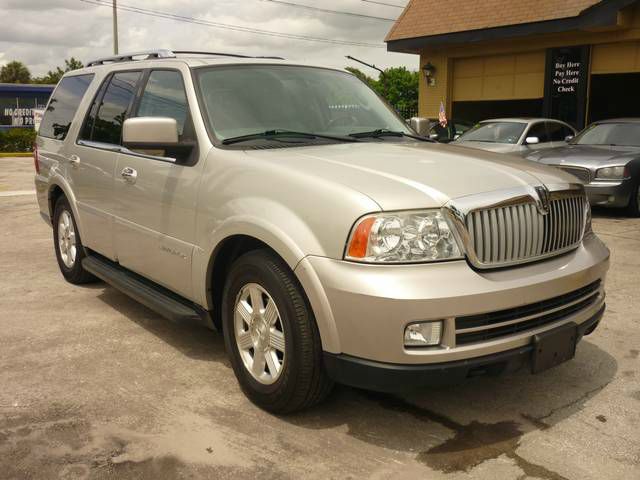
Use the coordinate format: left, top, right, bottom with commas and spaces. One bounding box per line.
409, 117, 430, 136
565, 135, 574, 142
123, 117, 194, 161
525, 136, 540, 145
123, 117, 179, 148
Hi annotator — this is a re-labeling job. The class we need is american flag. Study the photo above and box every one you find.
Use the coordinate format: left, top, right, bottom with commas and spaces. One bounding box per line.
438, 101, 448, 127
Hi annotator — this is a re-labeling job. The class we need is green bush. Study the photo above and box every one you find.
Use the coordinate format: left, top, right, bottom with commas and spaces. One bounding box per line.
0, 128, 36, 153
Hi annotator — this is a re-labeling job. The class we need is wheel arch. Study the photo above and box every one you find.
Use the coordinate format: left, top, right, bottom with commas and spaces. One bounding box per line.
201, 225, 339, 352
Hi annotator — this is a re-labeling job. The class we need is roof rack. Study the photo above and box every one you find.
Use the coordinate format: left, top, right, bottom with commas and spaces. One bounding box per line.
87, 49, 284, 67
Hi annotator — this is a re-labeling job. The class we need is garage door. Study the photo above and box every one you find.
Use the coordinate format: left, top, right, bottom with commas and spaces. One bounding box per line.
453, 51, 546, 101
591, 41, 640, 74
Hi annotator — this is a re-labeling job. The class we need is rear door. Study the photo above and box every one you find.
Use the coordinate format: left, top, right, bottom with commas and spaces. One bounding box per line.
36, 73, 95, 216
70, 70, 143, 259
112, 69, 202, 299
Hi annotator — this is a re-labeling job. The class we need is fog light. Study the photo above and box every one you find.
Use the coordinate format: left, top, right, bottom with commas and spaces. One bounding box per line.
404, 321, 443, 347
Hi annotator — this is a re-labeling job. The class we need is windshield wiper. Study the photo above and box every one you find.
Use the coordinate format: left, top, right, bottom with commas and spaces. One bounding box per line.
348, 129, 435, 142
221, 129, 359, 145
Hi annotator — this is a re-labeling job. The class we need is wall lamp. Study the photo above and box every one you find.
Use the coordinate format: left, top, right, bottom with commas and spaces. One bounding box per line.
423, 61, 436, 86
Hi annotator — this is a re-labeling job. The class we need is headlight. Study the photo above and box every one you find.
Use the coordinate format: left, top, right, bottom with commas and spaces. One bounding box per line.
595, 166, 627, 180
345, 210, 463, 263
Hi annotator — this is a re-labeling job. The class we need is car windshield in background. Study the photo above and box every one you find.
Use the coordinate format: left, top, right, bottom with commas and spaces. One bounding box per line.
194, 65, 411, 143
458, 122, 526, 144
572, 123, 640, 147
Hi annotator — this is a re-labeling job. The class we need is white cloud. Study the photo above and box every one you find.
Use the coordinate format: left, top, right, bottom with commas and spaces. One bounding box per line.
0, 0, 416, 76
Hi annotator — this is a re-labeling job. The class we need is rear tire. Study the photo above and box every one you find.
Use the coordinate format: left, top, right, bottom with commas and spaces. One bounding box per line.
222, 249, 333, 413
627, 182, 640, 217
52, 196, 97, 284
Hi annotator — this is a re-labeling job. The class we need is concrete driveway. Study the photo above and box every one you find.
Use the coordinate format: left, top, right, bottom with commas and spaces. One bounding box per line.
1, 157, 638, 480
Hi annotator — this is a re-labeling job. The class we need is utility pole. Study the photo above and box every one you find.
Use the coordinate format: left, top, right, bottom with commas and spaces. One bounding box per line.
112, 0, 119, 54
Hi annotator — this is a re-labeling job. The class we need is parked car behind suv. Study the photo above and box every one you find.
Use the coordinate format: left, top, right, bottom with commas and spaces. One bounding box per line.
526, 119, 640, 216
35, 50, 609, 413
454, 118, 576, 156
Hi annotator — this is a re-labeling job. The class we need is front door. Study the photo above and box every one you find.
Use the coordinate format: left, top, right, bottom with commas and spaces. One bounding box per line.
112, 69, 201, 300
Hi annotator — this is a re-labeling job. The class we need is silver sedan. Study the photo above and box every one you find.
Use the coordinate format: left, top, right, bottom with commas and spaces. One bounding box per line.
454, 118, 576, 157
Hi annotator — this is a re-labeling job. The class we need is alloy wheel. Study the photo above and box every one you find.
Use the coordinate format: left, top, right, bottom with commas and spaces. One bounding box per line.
234, 283, 286, 385
57, 210, 77, 268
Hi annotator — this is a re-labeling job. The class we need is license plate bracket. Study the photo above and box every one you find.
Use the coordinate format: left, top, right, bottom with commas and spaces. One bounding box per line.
531, 322, 578, 374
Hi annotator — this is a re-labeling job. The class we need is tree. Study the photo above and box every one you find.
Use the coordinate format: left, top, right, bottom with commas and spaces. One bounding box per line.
0, 61, 31, 84
345, 65, 419, 116
376, 67, 419, 116
345, 67, 376, 88
33, 57, 84, 85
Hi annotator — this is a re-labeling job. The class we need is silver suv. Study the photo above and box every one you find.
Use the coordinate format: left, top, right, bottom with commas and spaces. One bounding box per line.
34, 50, 610, 413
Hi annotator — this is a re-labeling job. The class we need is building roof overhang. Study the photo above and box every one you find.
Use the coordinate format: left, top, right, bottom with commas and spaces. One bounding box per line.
387, 0, 638, 53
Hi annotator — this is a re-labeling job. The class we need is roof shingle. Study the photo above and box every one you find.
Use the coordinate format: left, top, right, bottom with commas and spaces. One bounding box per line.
385, 0, 602, 42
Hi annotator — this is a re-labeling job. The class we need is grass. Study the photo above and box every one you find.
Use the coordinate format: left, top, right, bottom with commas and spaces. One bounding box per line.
0, 152, 33, 158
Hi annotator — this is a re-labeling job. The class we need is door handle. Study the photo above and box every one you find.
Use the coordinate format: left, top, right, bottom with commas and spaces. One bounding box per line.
68, 154, 80, 168
120, 167, 137, 183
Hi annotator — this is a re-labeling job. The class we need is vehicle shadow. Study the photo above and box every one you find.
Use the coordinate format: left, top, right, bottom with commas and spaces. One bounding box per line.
283, 340, 617, 477
94, 285, 228, 365
591, 206, 635, 219
89, 282, 618, 478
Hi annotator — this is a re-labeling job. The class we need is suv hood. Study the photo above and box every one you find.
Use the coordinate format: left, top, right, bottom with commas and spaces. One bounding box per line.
528, 144, 640, 168
245, 141, 578, 211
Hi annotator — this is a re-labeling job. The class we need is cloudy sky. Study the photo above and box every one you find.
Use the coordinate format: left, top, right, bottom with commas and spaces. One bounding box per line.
0, 0, 416, 77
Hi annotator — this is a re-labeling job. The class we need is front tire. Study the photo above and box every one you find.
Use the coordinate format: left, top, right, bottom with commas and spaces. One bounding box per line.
222, 249, 333, 413
52, 197, 97, 284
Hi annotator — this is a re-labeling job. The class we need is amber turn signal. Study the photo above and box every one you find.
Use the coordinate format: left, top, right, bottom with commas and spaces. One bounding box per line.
347, 217, 375, 258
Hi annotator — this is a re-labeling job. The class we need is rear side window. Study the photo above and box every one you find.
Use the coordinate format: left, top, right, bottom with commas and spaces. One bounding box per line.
39, 74, 94, 140
82, 71, 141, 145
547, 122, 574, 142
527, 123, 550, 143
136, 70, 188, 135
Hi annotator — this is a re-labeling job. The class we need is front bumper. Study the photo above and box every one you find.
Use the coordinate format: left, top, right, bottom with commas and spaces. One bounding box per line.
585, 178, 635, 207
295, 234, 609, 366
323, 305, 604, 392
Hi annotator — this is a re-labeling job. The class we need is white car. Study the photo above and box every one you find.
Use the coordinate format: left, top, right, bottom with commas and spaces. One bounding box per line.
454, 118, 577, 156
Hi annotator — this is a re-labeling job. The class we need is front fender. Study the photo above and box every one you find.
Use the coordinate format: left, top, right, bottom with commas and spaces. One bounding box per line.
193, 201, 342, 353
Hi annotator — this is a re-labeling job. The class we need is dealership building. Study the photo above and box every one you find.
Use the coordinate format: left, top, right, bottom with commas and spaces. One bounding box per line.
0, 83, 54, 130
386, 0, 640, 129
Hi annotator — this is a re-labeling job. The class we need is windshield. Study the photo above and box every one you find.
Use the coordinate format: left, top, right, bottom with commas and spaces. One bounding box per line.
571, 123, 640, 147
457, 122, 526, 144
194, 65, 411, 142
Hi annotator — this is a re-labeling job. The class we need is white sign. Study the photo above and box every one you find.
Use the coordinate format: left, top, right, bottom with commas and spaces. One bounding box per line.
33, 108, 45, 132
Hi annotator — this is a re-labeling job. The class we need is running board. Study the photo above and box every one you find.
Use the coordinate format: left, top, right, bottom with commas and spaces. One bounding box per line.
82, 254, 212, 327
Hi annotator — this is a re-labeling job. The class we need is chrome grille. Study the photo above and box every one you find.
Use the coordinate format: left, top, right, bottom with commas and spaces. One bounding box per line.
465, 192, 586, 268
557, 166, 592, 184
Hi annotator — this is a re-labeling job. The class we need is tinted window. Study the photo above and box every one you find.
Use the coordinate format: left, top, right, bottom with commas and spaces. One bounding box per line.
547, 122, 573, 142
79, 80, 108, 141
137, 70, 188, 135
458, 122, 525, 144
90, 71, 141, 145
39, 74, 94, 140
526, 123, 550, 143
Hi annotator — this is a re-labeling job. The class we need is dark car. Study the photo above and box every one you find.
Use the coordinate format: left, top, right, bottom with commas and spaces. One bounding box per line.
409, 117, 473, 143
527, 119, 640, 216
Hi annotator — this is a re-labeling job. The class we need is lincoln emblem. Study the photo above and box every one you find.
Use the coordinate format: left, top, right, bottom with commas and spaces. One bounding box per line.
535, 186, 551, 214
